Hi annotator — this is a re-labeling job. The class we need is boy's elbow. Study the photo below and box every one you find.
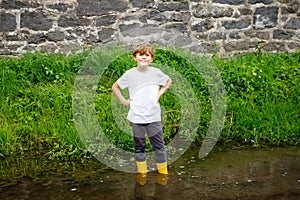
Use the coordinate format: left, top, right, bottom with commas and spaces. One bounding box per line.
168, 78, 172, 86
112, 82, 118, 91
112, 82, 121, 93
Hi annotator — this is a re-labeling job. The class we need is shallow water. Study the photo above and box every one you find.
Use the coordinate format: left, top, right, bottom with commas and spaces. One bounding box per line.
1, 147, 299, 200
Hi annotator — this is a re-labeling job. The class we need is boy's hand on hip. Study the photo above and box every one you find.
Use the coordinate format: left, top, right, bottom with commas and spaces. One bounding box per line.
124, 99, 131, 107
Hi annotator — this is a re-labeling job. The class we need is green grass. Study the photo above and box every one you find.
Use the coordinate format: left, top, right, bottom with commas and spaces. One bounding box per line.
0, 48, 299, 160
218, 51, 300, 146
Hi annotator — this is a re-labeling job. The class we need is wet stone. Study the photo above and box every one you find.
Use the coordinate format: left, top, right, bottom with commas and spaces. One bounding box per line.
172, 12, 191, 23
193, 5, 234, 18
225, 41, 258, 51
262, 42, 286, 52
7, 44, 21, 51
139, 11, 168, 25
26, 34, 46, 44
239, 8, 253, 15
119, 23, 141, 36
229, 32, 242, 39
98, 28, 115, 42
254, 7, 279, 29
287, 41, 300, 50
157, 2, 189, 12
77, 0, 128, 16
248, 0, 273, 4
58, 16, 91, 28
192, 21, 214, 32
273, 30, 294, 40
244, 31, 269, 40
67, 29, 85, 38
209, 32, 226, 40
47, 32, 66, 42
40, 44, 57, 53
95, 15, 118, 27
130, 0, 154, 9
21, 11, 53, 31
223, 20, 251, 29
48, 4, 69, 12
1, 0, 40, 9
191, 42, 217, 54
281, 1, 299, 14
212, 0, 245, 5
120, 24, 160, 38
171, 36, 193, 47
0, 13, 16, 32
164, 23, 188, 33
284, 18, 300, 29
6, 34, 20, 41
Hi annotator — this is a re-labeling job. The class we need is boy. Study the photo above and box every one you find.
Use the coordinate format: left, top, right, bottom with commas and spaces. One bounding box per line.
112, 42, 172, 185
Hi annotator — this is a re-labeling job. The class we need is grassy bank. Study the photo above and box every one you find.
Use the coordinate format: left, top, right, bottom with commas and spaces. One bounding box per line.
0, 48, 299, 165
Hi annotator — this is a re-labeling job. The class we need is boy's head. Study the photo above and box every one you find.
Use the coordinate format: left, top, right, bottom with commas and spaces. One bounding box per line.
133, 42, 155, 59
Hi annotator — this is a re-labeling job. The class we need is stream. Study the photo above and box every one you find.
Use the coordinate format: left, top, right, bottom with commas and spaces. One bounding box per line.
1, 146, 299, 200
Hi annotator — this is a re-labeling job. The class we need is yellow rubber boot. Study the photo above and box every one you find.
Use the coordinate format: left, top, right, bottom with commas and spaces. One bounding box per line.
136, 161, 147, 186
156, 162, 168, 185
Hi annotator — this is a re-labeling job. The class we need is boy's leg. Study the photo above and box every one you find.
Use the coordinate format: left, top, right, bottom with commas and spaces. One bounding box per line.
146, 122, 168, 176
131, 123, 147, 163
131, 123, 148, 185
146, 122, 168, 185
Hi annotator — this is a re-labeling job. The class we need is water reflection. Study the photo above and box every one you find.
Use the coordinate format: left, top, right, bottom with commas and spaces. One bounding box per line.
0, 147, 299, 199
134, 176, 169, 200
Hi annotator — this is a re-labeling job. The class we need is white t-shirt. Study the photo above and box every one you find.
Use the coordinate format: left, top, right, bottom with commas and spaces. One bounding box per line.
117, 67, 170, 123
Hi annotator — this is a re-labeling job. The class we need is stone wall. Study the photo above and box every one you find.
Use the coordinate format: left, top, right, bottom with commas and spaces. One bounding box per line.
0, 0, 299, 56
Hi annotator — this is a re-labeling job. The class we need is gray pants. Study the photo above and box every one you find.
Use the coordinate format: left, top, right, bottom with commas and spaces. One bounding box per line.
130, 122, 167, 163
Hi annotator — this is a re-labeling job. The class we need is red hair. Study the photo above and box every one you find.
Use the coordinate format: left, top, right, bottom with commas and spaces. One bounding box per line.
133, 42, 154, 58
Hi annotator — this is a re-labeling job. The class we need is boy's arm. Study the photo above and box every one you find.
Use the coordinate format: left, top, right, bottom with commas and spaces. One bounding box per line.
112, 82, 130, 107
157, 78, 172, 103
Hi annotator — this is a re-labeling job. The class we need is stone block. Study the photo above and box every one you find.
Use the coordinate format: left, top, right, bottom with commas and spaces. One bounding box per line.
223, 20, 251, 29
193, 5, 233, 18
172, 12, 191, 23
21, 11, 53, 31
95, 15, 118, 27
0, 13, 16, 32
58, 16, 91, 28
192, 21, 214, 32
157, 2, 189, 12
248, 0, 272, 4
139, 11, 168, 24
284, 18, 300, 29
164, 23, 189, 33
130, 0, 154, 9
48, 4, 69, 12
47, 32, 66, 42
98, 28, 115, 41
77, 0, 128, 16
273, 30, 294, 40
212, 0, 245, 5
254, 7, 278, 29
26, 34, 46, 44
1, 0, 39, 9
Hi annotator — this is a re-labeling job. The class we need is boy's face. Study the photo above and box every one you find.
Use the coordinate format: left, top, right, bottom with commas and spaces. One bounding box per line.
134, 52, 153, 67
